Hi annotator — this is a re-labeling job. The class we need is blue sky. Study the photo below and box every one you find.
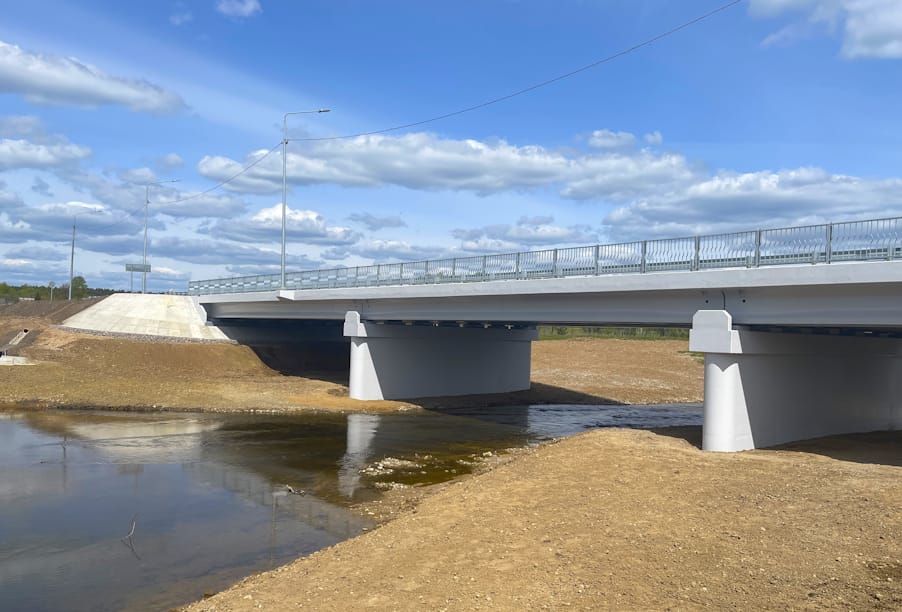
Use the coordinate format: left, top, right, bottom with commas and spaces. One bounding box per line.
1, 0, 901, 291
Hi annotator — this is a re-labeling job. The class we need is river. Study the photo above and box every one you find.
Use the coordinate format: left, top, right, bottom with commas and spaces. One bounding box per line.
0, 403, 701, 611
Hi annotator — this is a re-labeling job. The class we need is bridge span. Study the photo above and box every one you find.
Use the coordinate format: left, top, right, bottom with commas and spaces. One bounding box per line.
191, 217, 902, 452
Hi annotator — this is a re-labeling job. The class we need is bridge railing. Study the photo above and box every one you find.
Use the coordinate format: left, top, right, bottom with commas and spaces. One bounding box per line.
188, 216, 902, 295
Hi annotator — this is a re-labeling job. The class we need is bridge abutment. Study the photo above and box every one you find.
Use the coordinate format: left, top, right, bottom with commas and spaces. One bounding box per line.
344, 311, 537, 400
690, 310, 902, 451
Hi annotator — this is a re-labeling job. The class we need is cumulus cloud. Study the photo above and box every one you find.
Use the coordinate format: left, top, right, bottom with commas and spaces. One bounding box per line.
63, 170, 246, 219
156, 152, 184, 172
0, 138, 90, 170
644, 131, 663, 145
198, 131, 694, 200
348, 212, 407, 231
602, 167, 902, 240
322, 240, 443, 263
206, 203, 359, 245
0, 184, 23, 210
4, 245, 67, 261
0, 40, 186, 113
216, 0, 262, 18
588, 129, 636, 149
750, 0, 902, 58
452, 216, 597, 251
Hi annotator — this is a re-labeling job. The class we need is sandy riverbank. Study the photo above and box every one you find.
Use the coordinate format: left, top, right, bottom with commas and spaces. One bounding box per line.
3, 307, 899, 610
0, 311, 703, 412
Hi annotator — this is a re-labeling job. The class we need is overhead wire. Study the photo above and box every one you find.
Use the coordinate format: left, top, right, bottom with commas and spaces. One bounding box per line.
289, 0, 745, 142
61, 0, 744, 232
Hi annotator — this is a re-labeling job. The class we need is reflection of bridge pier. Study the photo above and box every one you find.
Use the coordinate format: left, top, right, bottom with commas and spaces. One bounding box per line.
337, 413, 380, 498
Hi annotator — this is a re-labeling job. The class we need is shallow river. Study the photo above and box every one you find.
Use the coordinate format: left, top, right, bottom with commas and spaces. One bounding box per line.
0, 403, 701, 611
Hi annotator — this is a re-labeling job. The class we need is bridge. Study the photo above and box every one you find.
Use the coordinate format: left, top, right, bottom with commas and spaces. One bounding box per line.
190, 217, 902, 452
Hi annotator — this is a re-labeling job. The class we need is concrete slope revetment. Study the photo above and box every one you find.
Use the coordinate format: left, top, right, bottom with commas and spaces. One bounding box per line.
60, 294, 228, 341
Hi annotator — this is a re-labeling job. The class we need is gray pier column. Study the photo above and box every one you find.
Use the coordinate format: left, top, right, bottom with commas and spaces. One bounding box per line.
344, 311, 537, 400
690, 310, 902, 452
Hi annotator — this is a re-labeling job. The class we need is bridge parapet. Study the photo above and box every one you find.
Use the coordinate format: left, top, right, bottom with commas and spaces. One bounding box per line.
190, 216, 902, 295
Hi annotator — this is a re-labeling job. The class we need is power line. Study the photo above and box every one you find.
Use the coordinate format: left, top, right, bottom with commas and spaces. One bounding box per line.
290, 0, 744, 143
66, 0, 744, 226
75, 141, 281, 232
163, 141, 282, 205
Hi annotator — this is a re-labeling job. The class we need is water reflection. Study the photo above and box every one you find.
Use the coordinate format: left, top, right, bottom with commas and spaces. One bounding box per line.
338, 413, 381, 498
0, 402, 702, 611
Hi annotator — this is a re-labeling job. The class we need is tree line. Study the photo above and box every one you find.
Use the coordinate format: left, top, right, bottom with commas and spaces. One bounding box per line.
0, 277, 116, 302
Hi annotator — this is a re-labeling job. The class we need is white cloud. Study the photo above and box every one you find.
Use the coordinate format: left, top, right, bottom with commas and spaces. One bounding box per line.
644, 131, 663, 145
588, 129, 636, 149
602, 167, 902, 239
323, 240, 442, 263
0, 40, 187, 113
453, 216, 596, 249
206, 203, 359, 245
0, 138, 90, 170
156, 152, 184, 172
216, 0, 262, 18
750, 0, 902, 58
348, 212, 407, 231
197, 132, 693, 200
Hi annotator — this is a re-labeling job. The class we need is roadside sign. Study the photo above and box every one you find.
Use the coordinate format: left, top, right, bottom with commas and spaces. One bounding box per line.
125, 264, 151, 273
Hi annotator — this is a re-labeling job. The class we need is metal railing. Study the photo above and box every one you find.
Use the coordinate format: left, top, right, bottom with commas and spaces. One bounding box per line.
188, 216, 902, 295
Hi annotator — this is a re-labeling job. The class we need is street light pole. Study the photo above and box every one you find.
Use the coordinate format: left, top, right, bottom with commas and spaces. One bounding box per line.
69, 218, 76, 300
281, 108, 330, 289
143, 179, 179, 294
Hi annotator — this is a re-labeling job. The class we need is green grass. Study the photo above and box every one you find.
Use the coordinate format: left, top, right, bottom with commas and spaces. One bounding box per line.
537, 326, 690, 341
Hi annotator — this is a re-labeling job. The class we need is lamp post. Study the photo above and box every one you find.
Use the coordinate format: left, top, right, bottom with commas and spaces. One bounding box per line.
281, 108, 330, 289
143, 180, 179, 294
68, 209, 101, 300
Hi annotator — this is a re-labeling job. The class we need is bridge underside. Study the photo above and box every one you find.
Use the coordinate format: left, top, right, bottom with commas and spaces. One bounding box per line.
197, 263, 902, 451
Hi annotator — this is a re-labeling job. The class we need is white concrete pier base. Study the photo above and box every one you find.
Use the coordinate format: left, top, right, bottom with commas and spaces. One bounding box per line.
344, 311, 537, 400
690, 310, 902, 452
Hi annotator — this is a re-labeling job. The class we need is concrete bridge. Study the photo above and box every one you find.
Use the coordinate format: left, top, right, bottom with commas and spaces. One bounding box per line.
190, 217, 902, 452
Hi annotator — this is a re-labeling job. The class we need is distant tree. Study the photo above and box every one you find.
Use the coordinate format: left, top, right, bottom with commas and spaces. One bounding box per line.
71, 276, 89, 299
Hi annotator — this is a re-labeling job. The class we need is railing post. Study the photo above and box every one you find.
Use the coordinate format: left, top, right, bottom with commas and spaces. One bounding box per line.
640, 241, 647, 273
825, 223, 833, 264
376, 264, 382, 285
399, 262, 405, 285
515, 252, 521, 280
481, 255, 487, 281
594, 245, 600, 275
552, 248, 558, 277
451, 258, 457, 280
692, 235, 701, 271
754, 230, 762, 267
424, 260, 430, 284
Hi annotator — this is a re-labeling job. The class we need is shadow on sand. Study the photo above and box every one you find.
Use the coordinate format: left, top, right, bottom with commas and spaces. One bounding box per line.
652, 426, 901, 467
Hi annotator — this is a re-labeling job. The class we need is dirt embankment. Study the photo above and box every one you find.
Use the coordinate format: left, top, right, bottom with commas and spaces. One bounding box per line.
5, 311, 898, 611
0, 315, 703, 411
183, 428, 901, 611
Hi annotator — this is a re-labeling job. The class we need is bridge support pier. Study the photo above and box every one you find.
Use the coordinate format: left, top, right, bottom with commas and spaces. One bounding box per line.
690, 310, 902, 451
344, 311, 537, 400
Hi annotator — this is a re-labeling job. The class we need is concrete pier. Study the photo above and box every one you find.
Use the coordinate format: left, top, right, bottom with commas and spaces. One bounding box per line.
343, 311, 537, 400
690, 310, 902, 451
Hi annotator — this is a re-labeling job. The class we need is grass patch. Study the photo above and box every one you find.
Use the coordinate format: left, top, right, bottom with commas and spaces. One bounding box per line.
538, 326, 689, 341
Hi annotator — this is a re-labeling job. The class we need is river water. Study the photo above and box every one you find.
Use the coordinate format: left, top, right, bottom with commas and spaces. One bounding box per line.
0, 403, 701, 611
